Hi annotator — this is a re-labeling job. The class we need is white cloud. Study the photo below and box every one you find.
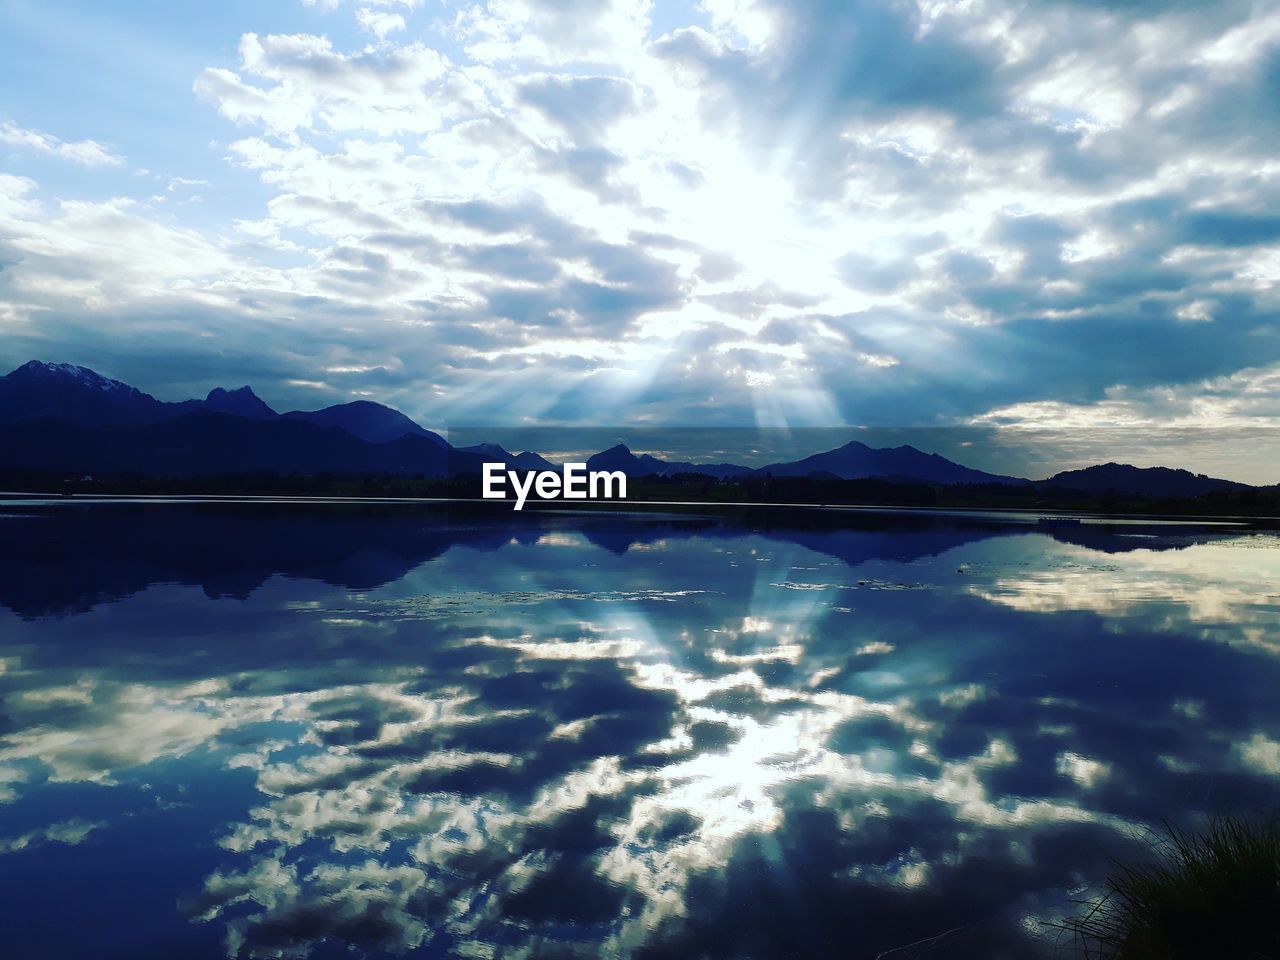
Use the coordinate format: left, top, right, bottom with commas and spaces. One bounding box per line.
356, 7, 407, 38
0, 194, 245, 312
0, 818, 106, 855
1239, 732, 1280, 777
0, 120, 124, 167
456, 0, 655, 66
195, 32, 478, 137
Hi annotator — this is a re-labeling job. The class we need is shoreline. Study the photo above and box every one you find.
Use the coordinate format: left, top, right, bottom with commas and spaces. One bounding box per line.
2, 490, 1271, 528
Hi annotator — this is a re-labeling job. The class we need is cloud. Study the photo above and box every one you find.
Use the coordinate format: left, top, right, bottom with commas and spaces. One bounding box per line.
517, 74, 638, 142
0, 818, 106, 855
355, 8, 407, 39
0, 121, 124, 167
194, 32, 471, 137
456, 0, 654, 65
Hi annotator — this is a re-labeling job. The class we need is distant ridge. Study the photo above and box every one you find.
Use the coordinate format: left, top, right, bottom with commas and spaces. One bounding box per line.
756, 439, 1029, 486
286, 400, 447, 446
459, 443, 556, 472
0, 413, 467, 478
586, 444, 753, 480
1038, 462, 1248, 498
0, 360, 1264, 495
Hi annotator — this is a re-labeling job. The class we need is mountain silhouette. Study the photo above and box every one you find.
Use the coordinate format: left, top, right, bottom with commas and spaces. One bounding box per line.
203, 385, 277, 419
586, 444, 752, 479
0, 362, 466, 475
285, 400, 447, 446
0, 412, 468, 477
0, 363, 442, 443
1038, 462, 1247, 498
0, 360, 199, 426
459, 443, 559, 472
0, 361, 1264, 496
757, 440, 1029, 486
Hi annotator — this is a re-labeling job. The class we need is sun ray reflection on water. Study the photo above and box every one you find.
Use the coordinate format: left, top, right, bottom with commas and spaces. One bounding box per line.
0, 506, 1278, 957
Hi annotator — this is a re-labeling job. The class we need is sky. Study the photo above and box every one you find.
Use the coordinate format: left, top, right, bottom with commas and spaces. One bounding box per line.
1, 0, 1279, 480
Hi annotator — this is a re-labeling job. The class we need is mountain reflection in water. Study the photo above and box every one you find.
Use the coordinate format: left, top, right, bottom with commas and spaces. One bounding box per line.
1, 502, 1279, 959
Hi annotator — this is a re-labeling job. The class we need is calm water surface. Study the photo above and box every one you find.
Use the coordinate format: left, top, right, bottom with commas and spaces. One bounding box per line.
2, 503, 1280, 959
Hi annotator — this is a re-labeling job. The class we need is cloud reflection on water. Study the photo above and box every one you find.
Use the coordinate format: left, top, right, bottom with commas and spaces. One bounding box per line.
1, 506, 1279, 958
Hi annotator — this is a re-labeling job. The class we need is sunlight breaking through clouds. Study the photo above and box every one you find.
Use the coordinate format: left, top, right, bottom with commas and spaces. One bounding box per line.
1, 0, 1279, 476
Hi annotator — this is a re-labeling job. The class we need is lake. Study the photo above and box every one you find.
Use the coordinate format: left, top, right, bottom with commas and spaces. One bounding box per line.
2, 501, 1279, 959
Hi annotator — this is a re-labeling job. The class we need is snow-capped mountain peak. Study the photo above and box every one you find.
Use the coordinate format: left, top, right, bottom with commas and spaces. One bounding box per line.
18, 360, 139, 395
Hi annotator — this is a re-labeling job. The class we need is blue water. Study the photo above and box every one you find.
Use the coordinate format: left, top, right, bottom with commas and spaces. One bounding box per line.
1, 502, 1279, 959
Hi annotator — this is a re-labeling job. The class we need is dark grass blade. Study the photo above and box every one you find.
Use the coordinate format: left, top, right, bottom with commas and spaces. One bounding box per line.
1061, 815, 1280, 959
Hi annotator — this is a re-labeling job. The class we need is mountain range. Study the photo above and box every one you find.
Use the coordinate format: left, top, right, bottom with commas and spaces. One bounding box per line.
0, 360, 1261, 497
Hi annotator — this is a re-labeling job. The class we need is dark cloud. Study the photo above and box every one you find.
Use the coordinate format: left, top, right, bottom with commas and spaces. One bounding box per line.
942, 251, 996, 285
1178, 210, 1280, 248
535, 142, 637, 202
657, 0, 1008, 128
454, 241, 562, 283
